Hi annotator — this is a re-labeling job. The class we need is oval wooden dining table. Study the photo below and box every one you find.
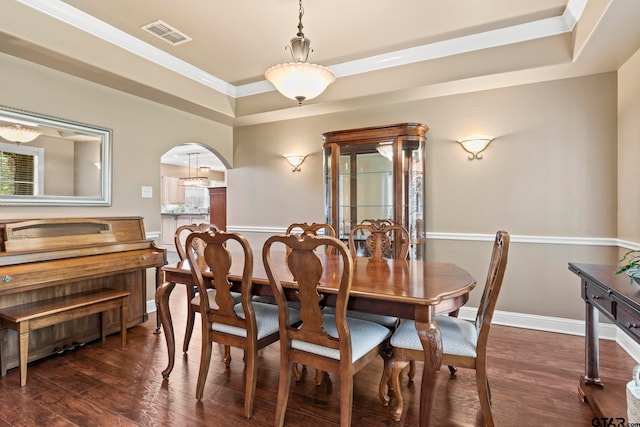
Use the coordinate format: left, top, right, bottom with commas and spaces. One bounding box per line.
156, 250, 476, 427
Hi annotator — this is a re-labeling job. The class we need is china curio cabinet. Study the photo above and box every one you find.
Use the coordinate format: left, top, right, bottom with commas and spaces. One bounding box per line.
322, 123, 428, 259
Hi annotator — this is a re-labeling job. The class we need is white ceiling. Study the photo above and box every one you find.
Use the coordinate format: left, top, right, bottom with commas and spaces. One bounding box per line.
58, 0, 571, 85
2, 0, 640, 168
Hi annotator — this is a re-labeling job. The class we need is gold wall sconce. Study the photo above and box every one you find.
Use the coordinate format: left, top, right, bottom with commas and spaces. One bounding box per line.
284, 154, 307, 172
456, 136, 494, 160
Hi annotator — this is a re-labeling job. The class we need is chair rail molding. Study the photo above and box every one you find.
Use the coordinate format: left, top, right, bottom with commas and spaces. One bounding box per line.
228, 227, 631, 248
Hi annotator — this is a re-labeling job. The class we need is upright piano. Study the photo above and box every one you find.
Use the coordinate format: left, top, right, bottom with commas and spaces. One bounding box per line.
0, 217, 166, 371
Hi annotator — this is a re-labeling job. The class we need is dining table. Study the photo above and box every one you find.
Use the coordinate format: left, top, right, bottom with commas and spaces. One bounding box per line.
156, 250, 476, 427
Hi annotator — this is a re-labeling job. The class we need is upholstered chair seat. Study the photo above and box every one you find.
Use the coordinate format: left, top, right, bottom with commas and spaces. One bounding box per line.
391, 316, 478, 357
292, 314, 391, 361
211, 301, 300, 339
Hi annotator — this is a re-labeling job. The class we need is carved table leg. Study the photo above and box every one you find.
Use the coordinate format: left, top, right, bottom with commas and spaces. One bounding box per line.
156, 281, 176, 379
415, 306, 442, 427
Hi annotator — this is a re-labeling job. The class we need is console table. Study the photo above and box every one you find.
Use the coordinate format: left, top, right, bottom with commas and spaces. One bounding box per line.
568, 263, 640, 418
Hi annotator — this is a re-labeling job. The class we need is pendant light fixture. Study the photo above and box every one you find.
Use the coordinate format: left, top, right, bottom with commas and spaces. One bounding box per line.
265, 0, 335, 105
179, 152, 209, 187
0, 123, 42, 143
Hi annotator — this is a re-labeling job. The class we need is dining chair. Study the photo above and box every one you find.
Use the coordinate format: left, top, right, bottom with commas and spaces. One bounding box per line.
342, 222, 410, 329
349, 220, 409, 260
175, 223, 242, 365
263, 233, 391, 426
346, 221, 415, 380
254, 222, 335, 308
175, 223, 217, 353
286, 222, 336, 254
284, 222, 336, 384
380, 230, 510, 426
286, 222, 336, 238
185, 229, 301, 418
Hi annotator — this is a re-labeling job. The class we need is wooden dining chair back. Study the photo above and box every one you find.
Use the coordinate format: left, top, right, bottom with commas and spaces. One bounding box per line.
382, 230, 510, 426
349, 221, 409, 260
186, 230, 299, 418
347, 221, 414, 380
285, 222, 336, 237
344, 222, 409, 329
263, 233, 391, 426
175, 223, 218, 261
286, 222, 336, 255
285, 222, 337, 381
174, 223, 224, 354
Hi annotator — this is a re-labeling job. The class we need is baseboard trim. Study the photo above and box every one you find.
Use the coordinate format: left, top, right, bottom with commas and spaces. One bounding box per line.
459, 307, 640, 362
147, 300, 157, 316
618, 332, 640, 363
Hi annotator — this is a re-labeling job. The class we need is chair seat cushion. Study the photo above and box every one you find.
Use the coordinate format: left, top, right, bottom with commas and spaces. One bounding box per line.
212, 302, 300, 340
323, 306, 398, 328
292, 314, 391, 362
191, 290, 242, 308
251, 295, 301, 310
390, 316, 478, 358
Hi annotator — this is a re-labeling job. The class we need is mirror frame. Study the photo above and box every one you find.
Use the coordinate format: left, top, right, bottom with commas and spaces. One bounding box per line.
0, 105, 112, 206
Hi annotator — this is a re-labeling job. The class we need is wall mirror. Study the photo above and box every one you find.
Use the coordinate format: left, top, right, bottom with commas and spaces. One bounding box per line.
0, 105, 112, 206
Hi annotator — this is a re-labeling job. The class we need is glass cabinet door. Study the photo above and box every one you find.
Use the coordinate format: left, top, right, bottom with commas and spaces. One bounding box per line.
339, 144, 394, 235
323, 123, 428, 259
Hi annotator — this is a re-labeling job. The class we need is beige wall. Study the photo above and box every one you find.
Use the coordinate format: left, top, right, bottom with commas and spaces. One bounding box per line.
2, 45, 636, 323
618, 47, 640, 244
0, 53, 234, 300
231, 72, 619, 320
0, 53, 234, 235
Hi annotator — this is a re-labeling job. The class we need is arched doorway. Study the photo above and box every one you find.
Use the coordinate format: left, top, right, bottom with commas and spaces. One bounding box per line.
159, 143, 228, 251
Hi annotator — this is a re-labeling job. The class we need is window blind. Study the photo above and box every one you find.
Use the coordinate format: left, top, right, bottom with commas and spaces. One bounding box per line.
0, 151, 35, 195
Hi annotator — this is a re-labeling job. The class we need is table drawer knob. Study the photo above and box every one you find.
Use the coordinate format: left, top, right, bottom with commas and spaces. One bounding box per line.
591, 295, 600, 299
2, 275, 11, 283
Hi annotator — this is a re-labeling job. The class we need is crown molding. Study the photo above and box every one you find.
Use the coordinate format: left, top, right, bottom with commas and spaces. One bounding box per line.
17, 0, 586, 99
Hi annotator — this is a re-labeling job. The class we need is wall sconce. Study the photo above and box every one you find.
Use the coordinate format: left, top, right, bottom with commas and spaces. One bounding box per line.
456, 136, 494, 160
284, 154, 307, 172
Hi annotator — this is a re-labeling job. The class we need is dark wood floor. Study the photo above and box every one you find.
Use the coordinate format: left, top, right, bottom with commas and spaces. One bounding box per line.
0, 288, 636, 426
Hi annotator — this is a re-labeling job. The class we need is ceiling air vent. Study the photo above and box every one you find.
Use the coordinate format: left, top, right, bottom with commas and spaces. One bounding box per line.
141, 20, 191, 46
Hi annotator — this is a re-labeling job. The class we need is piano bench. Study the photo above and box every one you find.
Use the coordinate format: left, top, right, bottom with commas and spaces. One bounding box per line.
0, 288, 130, 386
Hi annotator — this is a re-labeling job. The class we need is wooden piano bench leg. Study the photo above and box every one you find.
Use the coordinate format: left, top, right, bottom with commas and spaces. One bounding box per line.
120, 296, 129, 348
18, 322, 29, 387
0, 320, 31, 386
100, 312, 107, 343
